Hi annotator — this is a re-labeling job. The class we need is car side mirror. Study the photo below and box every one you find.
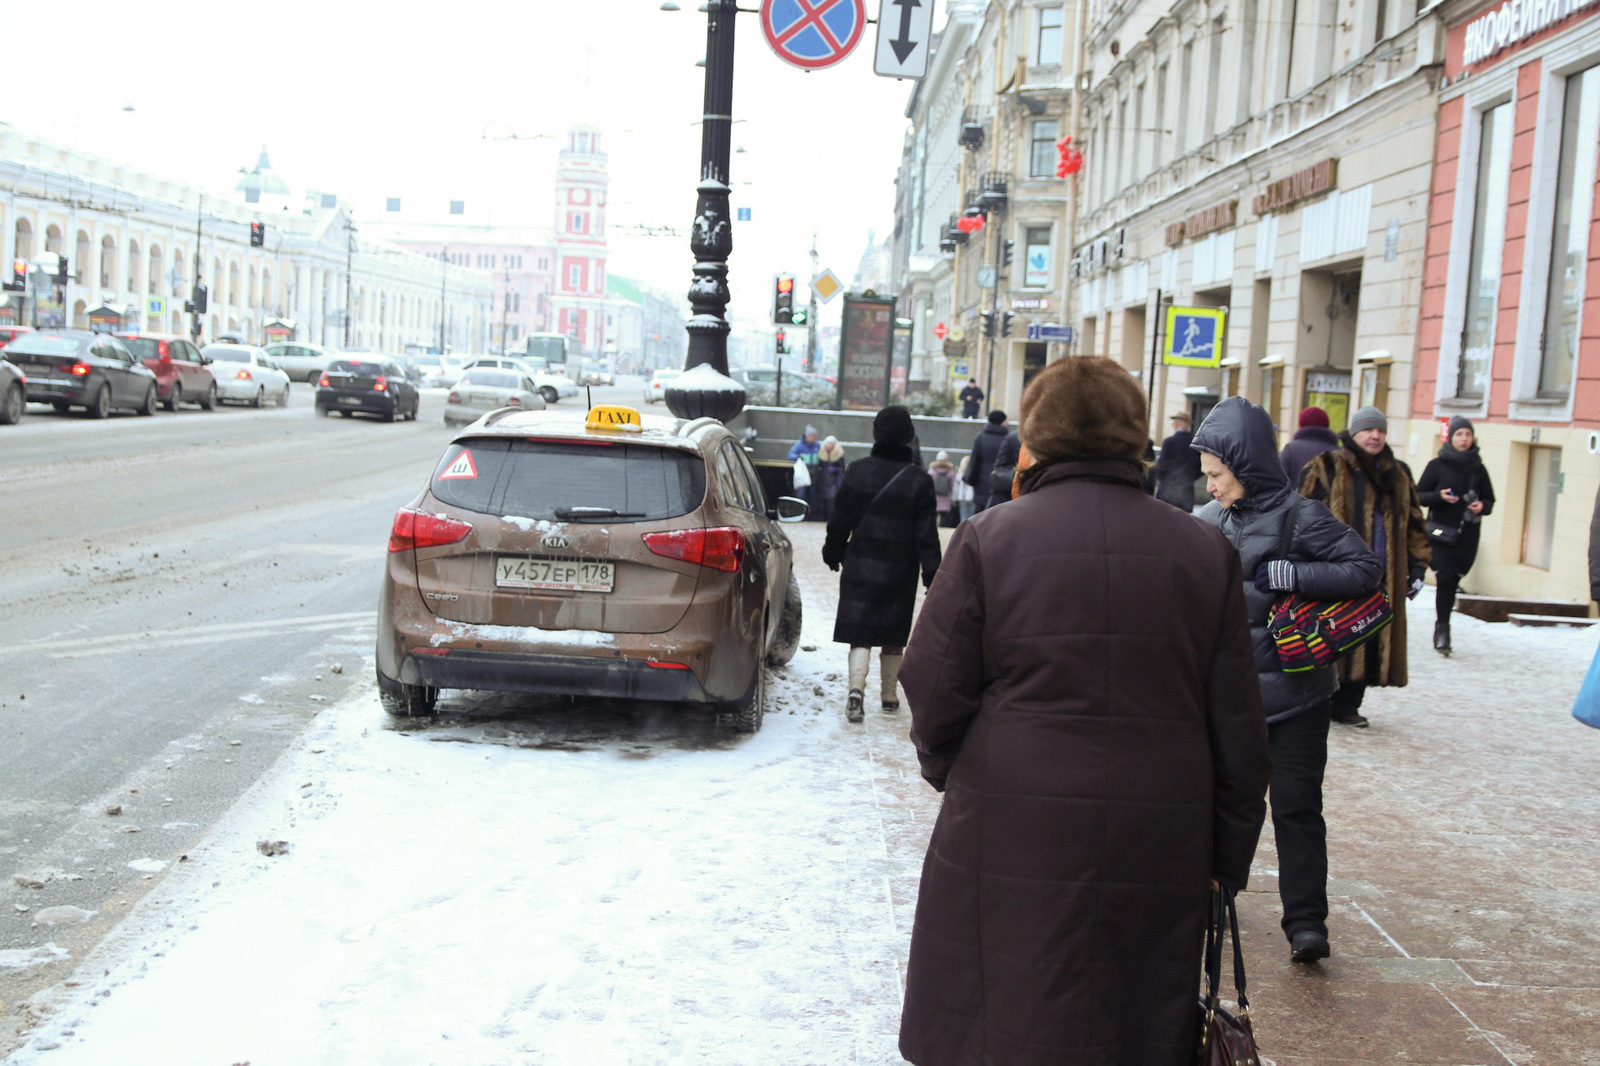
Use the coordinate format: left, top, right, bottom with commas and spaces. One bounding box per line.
772, 496, 809, 523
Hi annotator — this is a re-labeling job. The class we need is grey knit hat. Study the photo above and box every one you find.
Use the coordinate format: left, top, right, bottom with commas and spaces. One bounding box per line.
1447, 415, 1475, 437
1348, 405, 1388, 435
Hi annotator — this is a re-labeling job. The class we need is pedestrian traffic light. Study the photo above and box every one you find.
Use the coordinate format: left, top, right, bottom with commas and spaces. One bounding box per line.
1001, 240, 1015, 270
249, 222, 265, 248
775, 329, 786, 355
1002, 312, 1015, 338
4, 258, 25, 292
790, 307, 808, 326
979, 310, 997, 338
772, 274, 795, 325
56, 255, 69, 284
192, 284, 208, 314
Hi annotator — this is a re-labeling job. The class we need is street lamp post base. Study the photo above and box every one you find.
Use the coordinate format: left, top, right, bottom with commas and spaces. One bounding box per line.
664, 362, 747, 422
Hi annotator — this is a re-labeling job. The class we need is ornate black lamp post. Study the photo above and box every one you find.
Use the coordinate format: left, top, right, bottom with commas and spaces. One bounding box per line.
664, 0, 748, 422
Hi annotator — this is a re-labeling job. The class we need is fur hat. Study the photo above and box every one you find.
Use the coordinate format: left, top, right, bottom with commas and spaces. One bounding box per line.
1019, 356, 1148, 465
873, 404, 915, 446
1348, 405, 1388, 435
1447, 415, 1475, 437
1299, 406, 1330, 429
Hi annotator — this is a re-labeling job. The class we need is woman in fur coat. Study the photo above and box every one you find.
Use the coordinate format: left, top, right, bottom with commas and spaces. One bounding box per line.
1299, 405, 1431, 728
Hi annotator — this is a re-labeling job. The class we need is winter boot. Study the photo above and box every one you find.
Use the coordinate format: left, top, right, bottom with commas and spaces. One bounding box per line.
880, 650, 903, 713
1433, 621, 1451, 657
846, 647, 870, 723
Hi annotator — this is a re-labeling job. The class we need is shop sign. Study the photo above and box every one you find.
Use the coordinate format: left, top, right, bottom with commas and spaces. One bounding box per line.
1462, 0, 1600, 67
1252, 159, 1338, 215
1009, 297, 1051, 311
1166, 200, 1237, 246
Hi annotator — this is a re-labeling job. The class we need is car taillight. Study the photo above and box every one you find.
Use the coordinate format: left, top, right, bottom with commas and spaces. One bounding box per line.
157, 341, 170, 359
318, 373, 331, 387
388, 508, 473, 553
235, 369, 252, 380
69, 362, 90, 376
447, 391, 461, 404
642, 527, 744, 572
373, 376, 388, 392
506, 396, 522, 406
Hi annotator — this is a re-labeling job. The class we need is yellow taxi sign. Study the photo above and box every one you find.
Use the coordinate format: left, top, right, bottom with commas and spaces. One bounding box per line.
585, 404, 644, 431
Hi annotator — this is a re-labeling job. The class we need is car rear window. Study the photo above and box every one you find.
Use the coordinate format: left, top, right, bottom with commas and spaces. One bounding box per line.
206, 347, 252, 363
7, 336, 84, 357
458, 371, 519, 389
121, 338, 163, 359
329, 360, 383, 376
430, 439, 705, 522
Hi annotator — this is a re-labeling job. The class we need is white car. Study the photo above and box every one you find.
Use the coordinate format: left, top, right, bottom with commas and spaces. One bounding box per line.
644, 368, 681, 404
263, 341, 341, 384
422, 354, 470, 389
202, 344, 292, 407
462, 357, 578, 404
443, 368, 548, 426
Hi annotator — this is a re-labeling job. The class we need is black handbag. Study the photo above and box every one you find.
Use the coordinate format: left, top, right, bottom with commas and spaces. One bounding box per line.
1197, 887, 1261, 1066
1426, 517, 1463, 546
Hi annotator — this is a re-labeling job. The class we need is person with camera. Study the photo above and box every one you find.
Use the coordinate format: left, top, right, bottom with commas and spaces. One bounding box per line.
1416, 417, 1495, 656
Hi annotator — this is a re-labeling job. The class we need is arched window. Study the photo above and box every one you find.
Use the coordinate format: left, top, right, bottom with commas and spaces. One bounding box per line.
75, 232, 90, 281
13, 217, 33, 260
45, 225, 64, 255
148, 245, 163, 295
170, 247, 186, 296
72, 299, 87, 328
128, 240, 142, 293
99, 235, 116, 289
248, 265, 258, 308
229, 262, 240, 306
261, 268, 272, 311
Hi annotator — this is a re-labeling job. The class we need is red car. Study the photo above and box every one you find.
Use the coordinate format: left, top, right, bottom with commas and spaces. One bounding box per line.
116, 332, 218, 410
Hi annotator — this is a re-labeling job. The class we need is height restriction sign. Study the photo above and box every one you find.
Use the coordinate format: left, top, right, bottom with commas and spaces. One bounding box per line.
761, 0, 866, 70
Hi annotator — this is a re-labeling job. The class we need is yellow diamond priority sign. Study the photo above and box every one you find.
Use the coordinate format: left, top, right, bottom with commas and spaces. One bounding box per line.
811, 268, 843, 304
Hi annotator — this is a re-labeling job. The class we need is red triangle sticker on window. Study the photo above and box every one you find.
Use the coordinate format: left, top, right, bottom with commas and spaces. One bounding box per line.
439, 449, 478, 480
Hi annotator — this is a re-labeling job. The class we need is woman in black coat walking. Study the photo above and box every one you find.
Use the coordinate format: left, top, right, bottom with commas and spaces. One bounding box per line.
823, 405, 942, 722
1416, 416, 1495, 655
1192, 397, 1383, 963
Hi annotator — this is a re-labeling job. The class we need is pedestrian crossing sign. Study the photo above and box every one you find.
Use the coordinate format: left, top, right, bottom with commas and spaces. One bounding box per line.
1162, 306, 1227, 368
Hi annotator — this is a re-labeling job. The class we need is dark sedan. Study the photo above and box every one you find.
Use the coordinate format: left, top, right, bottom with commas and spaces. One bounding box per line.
315, 357, 420, 421
4, 331, 158, 418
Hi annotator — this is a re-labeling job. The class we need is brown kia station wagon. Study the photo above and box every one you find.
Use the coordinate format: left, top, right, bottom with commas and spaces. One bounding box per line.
377, 404, 807, 732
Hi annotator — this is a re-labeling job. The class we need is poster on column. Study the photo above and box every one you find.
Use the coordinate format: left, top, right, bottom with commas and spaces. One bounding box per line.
837, 293, 896, 411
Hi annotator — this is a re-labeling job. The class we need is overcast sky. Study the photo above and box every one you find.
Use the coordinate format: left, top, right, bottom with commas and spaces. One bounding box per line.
3, 0, 922, 334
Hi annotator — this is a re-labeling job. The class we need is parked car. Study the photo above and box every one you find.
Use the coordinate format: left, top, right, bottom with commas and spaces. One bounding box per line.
202, 344, 292, 407
0, 358, 24, 424
644, 368, 680, 404
461, 356, 578, 404
577, 361, 615, 387
3, 331, 158, 418
732, 365, 812, 392
422, 354, 470, 389
443, 368, 547, 427
0, 326, 35, 352
264, 341, 342, 384
375, 404, 807, 730
316, 357, 421, 421
117, 332, 218, 411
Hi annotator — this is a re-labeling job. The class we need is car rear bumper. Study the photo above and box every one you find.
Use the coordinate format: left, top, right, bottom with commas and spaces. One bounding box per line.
216, 379, 264, 401
317, 390, 393, 413
24, 381, 87, 404
397, 649, 713, 702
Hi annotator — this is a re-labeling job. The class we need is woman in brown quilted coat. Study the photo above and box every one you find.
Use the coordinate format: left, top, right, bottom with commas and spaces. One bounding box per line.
898, 357, 1272, 1066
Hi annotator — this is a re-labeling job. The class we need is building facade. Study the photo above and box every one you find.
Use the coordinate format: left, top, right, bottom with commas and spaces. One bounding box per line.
387, 230, 556, 352
1415, 0, 1600, 602
551, 126, 611, 356
0, 127, 494, 353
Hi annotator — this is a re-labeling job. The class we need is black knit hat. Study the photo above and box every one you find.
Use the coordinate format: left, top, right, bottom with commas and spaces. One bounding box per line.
873, 404, 915, 445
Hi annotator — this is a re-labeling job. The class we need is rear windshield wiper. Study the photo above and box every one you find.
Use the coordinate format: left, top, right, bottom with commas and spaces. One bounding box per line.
553, 506, 648, 521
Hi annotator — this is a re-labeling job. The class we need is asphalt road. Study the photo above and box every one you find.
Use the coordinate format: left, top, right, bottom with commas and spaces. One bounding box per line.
0, 376, 643, 1050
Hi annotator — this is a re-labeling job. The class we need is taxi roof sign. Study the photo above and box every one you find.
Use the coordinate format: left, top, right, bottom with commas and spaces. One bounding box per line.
585, 404, 644, 431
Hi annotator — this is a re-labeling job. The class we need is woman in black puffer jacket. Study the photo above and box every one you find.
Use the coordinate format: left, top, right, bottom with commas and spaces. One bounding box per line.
1191, 397, 1382, 965
1416, 416, 1495, 656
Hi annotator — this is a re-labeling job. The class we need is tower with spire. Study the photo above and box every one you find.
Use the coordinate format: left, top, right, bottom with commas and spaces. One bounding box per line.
550, 125, 609, 355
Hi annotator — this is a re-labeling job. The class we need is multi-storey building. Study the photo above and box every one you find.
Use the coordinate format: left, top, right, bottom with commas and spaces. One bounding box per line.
551, 126, 611, 356
893, 1, 1077, 414
1414, 0, 1600, 602
0, 127, 495, 352
384, 228, 556, 352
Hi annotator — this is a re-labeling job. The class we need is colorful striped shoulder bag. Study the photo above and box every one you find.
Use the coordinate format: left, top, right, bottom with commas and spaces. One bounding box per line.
1267, 496, 1393, 673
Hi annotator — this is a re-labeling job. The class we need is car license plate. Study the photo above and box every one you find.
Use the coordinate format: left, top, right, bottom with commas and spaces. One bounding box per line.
495, 557, 614, 593
337, 395, 360, 404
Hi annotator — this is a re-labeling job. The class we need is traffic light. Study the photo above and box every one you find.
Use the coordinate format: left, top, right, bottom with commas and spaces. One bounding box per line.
775, 329, 786, 355
790, 307, 808, 326
979, 310, 997, 338
1001, 240, 1015, 270
1002, 312, 1015, 338
4, 258, 25, 292
249, 222, 265, 247
772, 274, 795, 325
56, 255, 69, 284
192, 284, 208, 314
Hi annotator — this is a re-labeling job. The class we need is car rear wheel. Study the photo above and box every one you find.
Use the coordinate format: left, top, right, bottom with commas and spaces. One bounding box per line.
199, 382, 217, 410
306, 369, 322, 384
163, 383, 182, 412
767, 577, 803, 666
277, 382, 290, 407
377, 668, 438, 718
540, 386, 558, 405
250, 386, 264, 409
138, 386, 157, 417
719, 645, 767, 734
87, 386, 110, 420
0, 382, 22, 425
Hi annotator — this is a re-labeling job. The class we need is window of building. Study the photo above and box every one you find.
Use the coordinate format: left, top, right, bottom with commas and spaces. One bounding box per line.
386, 198, 400, 212
1539, 64, 1600, 399
1237, 0, 1258, 124
570, 212, 588, 235
1521, 446, 1562, 568
1179, 42, 1194, 155
539, 258, 548, 271
1036, 6, 1063, 65
1458, 101, 1512, 401
1029, 120, 1059, 177
1115, 98, 1128, 190
568, 264, 583, 288
1023, 226, 1052, 288
1132, 84, 1145, 179
514, 293, 521, 313
1154, 63, 1169, 168
1206, 16, 1226, 138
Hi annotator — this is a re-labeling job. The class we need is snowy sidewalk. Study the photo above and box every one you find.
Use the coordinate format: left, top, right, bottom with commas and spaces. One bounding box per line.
7, 521, 1600, 1065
